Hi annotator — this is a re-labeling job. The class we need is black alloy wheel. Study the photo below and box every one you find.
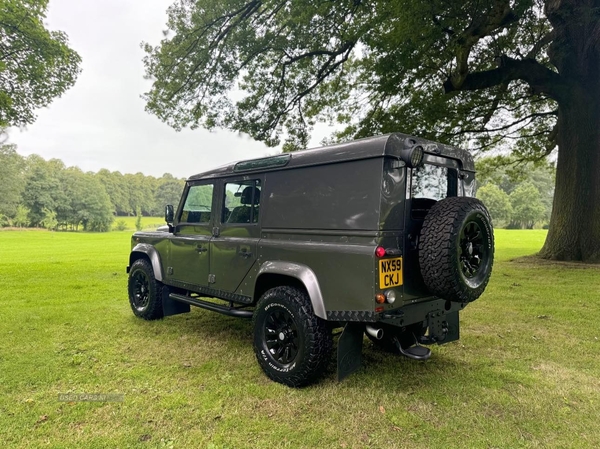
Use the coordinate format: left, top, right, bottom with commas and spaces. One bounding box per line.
130, 269, 151, 312
459, 220, 487, 280
252, 286, 332, 387
127, 259, 164, 320
419, 197, 494, 303
264, 308, 299, 365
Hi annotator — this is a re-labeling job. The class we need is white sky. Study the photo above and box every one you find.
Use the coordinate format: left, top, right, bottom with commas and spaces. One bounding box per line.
6, 0, 332, 178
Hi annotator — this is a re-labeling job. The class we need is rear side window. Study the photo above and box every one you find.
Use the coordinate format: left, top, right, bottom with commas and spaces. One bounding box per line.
222, 179, 261, 224
180, 184, 214, 223
410, 164, 457, 200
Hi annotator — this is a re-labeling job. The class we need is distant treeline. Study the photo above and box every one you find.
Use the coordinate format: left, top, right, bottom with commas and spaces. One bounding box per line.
1, 143, 555, 232
0, 144, 184, 231
476, 156, 555, 229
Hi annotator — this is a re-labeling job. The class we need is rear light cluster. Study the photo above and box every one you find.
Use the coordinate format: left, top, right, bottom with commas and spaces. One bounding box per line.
375, 246, 398, 308
375, 289, 397, 305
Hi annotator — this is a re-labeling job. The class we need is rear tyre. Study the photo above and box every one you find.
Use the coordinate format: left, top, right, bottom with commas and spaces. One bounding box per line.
253, 286, 332, 387
128, 259, 164, 320
419, 197, 494, 303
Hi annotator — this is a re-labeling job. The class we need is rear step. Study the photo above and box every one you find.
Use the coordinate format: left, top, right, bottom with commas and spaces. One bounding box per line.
397, 344, 431, 361
169, 293, 253, 319
392, 335, 432, 361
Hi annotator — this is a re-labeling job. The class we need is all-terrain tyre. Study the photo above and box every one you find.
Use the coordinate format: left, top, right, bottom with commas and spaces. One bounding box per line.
253, 286, 333, 387
419, 197, 494, 303
128, 259, 164, 320
367, 322, 426, 353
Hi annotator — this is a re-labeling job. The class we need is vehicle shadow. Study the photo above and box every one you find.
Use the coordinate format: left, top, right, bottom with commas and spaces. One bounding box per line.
138, 308, 482, 391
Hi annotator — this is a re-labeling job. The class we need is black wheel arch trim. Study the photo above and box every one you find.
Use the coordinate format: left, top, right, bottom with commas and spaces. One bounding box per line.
255, 261, 327, 320
129, 243, 164, 282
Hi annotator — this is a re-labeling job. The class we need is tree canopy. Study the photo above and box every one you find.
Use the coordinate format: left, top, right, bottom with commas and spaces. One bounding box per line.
143, 0, 558, 153
0, 0, 81, 128
0, 144, 25, 217
143, 0, 600, 262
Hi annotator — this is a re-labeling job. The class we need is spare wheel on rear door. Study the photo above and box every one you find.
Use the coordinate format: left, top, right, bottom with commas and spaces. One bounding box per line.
419, 197, 494, 303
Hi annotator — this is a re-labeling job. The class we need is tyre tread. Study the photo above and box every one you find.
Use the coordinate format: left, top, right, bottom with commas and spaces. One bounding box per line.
253, 286, 332, 387
419, 197, 494, 303
128, 258, 164, 320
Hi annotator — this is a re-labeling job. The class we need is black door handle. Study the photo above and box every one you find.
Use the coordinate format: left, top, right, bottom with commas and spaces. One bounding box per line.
195, 245, 208, 253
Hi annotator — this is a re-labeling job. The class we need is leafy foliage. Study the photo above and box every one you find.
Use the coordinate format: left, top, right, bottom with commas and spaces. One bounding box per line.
40, 207, 57, 230
142, 0, 559, 154
0, 148, 186, 231
155, 173, 184, 211
113, 219, 128, 231
0, 144, 25, 217
135, 208, 143, 231
0, 0, 81, 128
13, 204, 29, 227
476, 184, 512, 224
509, 182, 546, 229
476, 155, 554, 228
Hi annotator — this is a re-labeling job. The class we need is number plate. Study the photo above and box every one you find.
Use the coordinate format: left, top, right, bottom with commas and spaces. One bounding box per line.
379, 257, 403, 288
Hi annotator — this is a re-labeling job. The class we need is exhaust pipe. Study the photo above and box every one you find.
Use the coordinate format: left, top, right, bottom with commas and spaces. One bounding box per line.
366, 325, 383, 340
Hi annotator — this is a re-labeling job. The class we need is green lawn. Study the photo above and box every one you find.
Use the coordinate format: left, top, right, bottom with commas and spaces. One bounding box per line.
112, 216, 165, 232
0, 229, 599, 448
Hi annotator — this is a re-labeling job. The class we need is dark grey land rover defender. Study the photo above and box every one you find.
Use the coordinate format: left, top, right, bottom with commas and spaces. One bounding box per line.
126, 133, 494, 387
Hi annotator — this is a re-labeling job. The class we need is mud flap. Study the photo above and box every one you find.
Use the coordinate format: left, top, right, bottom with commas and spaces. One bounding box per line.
337, 322, 365, 382
423, 310, 459, 344
162, 287, 190, 317
443, 311, 460, 343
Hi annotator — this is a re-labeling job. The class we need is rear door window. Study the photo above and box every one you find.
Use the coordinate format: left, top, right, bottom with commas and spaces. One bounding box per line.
410, 164, 457, 200
222, 180, 261, 224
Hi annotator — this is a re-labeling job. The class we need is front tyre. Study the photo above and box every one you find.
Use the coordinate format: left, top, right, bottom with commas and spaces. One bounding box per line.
253, 286, 332, 387
128, 259, 164, 320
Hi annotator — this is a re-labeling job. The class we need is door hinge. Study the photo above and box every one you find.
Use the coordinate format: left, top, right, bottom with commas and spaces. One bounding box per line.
208, 274, 216, 284
212, 227, 220, 237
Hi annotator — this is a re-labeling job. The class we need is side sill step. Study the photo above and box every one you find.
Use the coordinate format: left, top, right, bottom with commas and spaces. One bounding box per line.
169, 293, 253, 319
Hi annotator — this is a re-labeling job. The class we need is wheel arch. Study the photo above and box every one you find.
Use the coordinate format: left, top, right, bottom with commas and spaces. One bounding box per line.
254, 261, 327, 320
129, 243, 164, 282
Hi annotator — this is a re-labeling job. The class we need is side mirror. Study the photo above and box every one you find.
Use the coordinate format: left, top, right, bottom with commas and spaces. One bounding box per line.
165, 205, 174, 224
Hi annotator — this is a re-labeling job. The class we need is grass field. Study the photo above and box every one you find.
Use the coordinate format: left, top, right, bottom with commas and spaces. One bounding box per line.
112, 216, 166, 232
0, 229, 599, 448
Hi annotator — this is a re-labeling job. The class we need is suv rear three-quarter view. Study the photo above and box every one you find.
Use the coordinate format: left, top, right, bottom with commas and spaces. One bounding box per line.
126, 132, 494, 387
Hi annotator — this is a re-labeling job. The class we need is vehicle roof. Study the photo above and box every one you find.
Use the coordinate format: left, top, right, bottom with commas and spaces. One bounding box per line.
188, 132, 475, 181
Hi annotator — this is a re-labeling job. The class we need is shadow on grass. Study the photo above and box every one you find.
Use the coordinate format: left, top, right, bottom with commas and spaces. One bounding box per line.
511, 254, 600, 267
124, 307, 506, 394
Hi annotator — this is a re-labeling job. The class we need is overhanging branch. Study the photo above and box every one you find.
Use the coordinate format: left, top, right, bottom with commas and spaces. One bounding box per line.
443, 56, 567, 101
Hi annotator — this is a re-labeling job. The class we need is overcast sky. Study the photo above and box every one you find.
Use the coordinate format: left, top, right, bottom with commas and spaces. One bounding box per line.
6, 0, 331, 178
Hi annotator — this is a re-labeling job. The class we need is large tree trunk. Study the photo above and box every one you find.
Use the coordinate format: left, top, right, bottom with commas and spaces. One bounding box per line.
540, 91, 600, 262
540, 0, 600, 262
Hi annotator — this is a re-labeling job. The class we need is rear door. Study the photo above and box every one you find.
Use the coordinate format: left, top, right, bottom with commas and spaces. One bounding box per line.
209, 177, 262, 294
403, 162, 458, 300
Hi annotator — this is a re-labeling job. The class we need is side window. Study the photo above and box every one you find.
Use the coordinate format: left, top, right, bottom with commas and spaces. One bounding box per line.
222, 180, 261, 224
410, 165, 456, 200
179, 183, 214, 224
